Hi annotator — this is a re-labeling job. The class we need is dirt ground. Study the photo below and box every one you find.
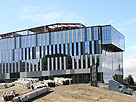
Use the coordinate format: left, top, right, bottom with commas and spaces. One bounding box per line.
0, 84, 136, 102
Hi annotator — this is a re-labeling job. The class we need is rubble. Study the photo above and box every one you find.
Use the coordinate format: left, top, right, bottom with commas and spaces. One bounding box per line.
54, 77, 73, 85
0, 83, 7, 88
13, 87, 50, 102
1, 90, 15, 101
30, 81, 47, 89
43, 79, 56, 87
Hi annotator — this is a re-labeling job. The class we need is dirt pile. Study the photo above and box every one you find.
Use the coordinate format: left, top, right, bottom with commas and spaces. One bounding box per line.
0, 84, 136, 102
34, 84, 136, 102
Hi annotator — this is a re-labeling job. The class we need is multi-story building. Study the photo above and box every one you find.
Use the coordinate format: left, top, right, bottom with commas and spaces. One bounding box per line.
0, 23, 125, 83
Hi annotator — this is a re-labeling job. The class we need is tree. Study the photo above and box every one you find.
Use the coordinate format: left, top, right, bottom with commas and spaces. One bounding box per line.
124, 74, 134, 85
135, 81, 136, 85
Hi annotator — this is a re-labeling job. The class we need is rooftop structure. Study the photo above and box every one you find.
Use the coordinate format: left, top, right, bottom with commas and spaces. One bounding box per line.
0, 23, 86, 39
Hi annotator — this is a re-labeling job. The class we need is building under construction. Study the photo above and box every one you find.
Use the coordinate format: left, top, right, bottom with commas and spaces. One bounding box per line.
0, 23, 125, 83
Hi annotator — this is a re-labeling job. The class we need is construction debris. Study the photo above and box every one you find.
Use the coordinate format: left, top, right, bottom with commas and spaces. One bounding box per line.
30, 81, 47, 89
18, 78, 39, 84
0, 77, 73, 101
14, 78, 39, 89
1, 90, 15, 101
0, 83, 14, 89
13, 87, 50, 102
7, 83, 15, 87
14, 80, 31, 89
43, 79, 56, 87
54, 77, 73, 85
0, 83, 7, 89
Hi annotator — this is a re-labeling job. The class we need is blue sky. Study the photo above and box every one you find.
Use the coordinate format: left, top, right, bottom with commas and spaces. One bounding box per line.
0, 0, 136, 81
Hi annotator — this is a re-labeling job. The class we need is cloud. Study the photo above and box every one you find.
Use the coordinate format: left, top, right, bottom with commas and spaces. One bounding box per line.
126, 44, 136, 52
104, 20, 114, 24
133, 45, 136, 51
124, 54, 136, 81
18, 5, 85, 24
126, 17, 136, 24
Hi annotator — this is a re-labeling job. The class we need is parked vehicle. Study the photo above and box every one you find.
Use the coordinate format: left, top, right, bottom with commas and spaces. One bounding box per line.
119, 85, 132, 95
108, 80, 132, 95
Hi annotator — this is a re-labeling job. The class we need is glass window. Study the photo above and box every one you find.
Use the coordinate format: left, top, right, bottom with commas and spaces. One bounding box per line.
26, 36, 29, 48
76, 42, 78, 55
30, 36, 32, 47
45, 34, 47, 45
6, 39, 8, 50
55, 45, 57, 54
6, 50, 8, 62
51, 32, 55, 45
82, 28, 85, 41
36, 47, 40, 59
65, 44, 68, 55
21, 36, 25, 48
65, 31, 68, 43
63, 44, 65, 55
33, 35, 36, 47
78, 29, 80, 42
85, 41, 89, 54
53, 45, 55, 54
69, 30, 72, 43
41, 34, 43, 46
78, 42, 81, 55
57, 32, 59, 44
51, 45, 53, 55
57, 44, 59, 54
74, 29, 76, 42
67, 43, 70, 55
37, 34, 40, 46
32, 47, 36, 59
72, 43, 74, 56
61, 44, 63, 54
3, 39, 5, 50
74, 43, 76, 55
61, 31, 63, 44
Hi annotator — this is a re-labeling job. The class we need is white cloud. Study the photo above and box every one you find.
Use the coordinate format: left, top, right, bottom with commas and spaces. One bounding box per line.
126, 17, 136, 24
126, 44, 136, 52
133, 45, 136, 51
124, 54, 136, 81
115, 22, 123, 26
18, 5, 85, 24
104, 20, 114, 25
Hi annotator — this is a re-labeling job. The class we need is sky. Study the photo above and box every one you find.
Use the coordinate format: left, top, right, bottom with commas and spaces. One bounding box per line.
0, 0, 136, 81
